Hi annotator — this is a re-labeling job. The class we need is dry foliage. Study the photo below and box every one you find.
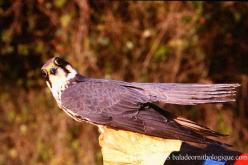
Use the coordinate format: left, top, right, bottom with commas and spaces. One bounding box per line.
0, 1, 247, 165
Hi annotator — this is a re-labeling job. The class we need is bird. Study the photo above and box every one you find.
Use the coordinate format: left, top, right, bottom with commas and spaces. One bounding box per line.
41, 56, 239, 146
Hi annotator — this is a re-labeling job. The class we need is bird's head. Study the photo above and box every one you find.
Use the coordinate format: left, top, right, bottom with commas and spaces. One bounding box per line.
41, 57, 78, 101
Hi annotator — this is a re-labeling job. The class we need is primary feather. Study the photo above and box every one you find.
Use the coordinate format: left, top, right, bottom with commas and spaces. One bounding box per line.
132, 83, 239, 105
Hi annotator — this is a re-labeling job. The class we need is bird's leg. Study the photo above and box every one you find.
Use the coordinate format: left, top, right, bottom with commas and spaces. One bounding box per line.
148, 103, 176, 121
139, 102, 151, 110
132, 102, 151, 120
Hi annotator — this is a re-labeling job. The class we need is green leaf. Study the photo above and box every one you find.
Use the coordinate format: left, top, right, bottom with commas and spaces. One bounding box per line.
34, 41, 45, 53
181, 16, 192, 24
17, 44, 29, 56
99, 37, 110, 46
60, 14, 71, 27
153, 45, 170, 62
1, 45, 14, 54
55, 0, 66, 8
1, 31, 12, 43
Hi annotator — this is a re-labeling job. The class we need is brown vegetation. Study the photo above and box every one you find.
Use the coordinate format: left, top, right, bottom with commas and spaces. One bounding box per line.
0, 1, 247, 165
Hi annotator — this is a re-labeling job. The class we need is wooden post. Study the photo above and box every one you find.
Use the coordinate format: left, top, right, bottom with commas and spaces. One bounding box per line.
99, 127, 182, 165
98, 127, 246, 165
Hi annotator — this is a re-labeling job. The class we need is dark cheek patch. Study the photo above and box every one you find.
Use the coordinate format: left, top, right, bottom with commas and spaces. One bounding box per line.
62, 67, 70, 75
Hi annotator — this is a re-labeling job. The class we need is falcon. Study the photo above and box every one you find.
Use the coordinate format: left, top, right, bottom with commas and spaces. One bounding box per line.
41, 56, 239, 146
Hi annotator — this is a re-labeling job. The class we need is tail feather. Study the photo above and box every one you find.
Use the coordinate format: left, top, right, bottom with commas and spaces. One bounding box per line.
175, 117, 226, 137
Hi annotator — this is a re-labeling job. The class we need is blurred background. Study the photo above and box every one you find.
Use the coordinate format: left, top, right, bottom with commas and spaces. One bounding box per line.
0, 1, 247, 165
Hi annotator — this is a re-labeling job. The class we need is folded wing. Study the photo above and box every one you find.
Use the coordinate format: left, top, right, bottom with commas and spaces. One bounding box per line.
131, 83, 240, 105
61, 80, 230, 146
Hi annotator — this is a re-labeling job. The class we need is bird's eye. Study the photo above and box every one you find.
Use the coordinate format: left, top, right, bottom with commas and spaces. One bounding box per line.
54, 57, 67, 67
50, 68, 57, 75
41, 69, 48, 79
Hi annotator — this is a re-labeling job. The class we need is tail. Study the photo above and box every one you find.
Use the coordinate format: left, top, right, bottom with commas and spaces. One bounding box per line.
175, 117, 226, 137
148, 103, 232, 147
132, 83, 240, 105
175, 116, 231, 147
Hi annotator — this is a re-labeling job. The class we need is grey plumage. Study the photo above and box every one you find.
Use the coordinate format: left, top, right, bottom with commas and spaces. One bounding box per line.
41, 56, 239, 146
61, 77, 239, 146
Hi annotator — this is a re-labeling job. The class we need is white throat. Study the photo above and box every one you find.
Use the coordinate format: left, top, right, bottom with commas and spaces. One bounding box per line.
47, 65, 77, 105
